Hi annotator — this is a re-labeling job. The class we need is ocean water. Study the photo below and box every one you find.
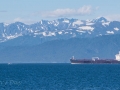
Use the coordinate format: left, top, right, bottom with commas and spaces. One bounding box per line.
0, 63, 120, 90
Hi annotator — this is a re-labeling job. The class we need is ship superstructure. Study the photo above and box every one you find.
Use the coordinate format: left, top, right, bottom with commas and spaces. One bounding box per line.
115, 51, 120, 61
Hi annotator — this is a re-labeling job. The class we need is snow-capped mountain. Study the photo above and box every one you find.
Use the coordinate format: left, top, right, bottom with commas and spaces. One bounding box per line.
0, 17, 120, 43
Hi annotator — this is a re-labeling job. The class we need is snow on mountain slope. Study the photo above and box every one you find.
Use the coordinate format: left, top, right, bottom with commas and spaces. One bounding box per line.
0, 17, 120, 43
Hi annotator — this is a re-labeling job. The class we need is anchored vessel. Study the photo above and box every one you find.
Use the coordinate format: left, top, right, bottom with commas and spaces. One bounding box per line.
70, 51, 120, 64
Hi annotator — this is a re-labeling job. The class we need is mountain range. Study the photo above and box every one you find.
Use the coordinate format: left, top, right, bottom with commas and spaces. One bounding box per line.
0, 17, 120, 44
0, 17, 120, 63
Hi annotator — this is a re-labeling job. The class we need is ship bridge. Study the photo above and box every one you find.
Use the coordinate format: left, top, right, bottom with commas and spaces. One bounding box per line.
115, 51, 120, 61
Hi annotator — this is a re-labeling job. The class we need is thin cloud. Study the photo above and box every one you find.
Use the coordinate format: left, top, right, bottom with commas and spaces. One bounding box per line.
14, 18, 23, 22
40, 6, 93, 18
0, 10, 7, 12
13, 17, 36, 24
105, 14, 120, 21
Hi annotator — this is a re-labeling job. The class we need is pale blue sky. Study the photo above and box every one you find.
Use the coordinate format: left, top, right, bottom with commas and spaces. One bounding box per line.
0, 0, 120, 24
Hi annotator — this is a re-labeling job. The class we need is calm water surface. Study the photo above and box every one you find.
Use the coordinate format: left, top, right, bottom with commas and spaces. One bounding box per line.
0, 63, 120, 90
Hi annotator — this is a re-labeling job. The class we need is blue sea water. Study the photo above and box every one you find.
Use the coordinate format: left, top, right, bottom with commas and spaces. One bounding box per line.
0, 63, 120, 90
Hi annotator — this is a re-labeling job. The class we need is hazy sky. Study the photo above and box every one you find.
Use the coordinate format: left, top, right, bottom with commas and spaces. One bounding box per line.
0, 0, 120, 24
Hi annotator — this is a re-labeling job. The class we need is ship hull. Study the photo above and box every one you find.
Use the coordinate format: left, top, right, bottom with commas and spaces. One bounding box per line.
70, 59, 120, 64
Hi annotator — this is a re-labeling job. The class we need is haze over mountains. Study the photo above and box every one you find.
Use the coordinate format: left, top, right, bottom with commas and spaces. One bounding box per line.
0, 17, 120, 63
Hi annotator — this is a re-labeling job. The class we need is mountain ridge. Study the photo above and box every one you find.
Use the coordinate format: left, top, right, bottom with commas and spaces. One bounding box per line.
0, 17, 120, 45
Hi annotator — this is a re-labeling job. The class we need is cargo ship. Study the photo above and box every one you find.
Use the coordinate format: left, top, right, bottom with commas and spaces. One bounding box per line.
70, 51, 120, 64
